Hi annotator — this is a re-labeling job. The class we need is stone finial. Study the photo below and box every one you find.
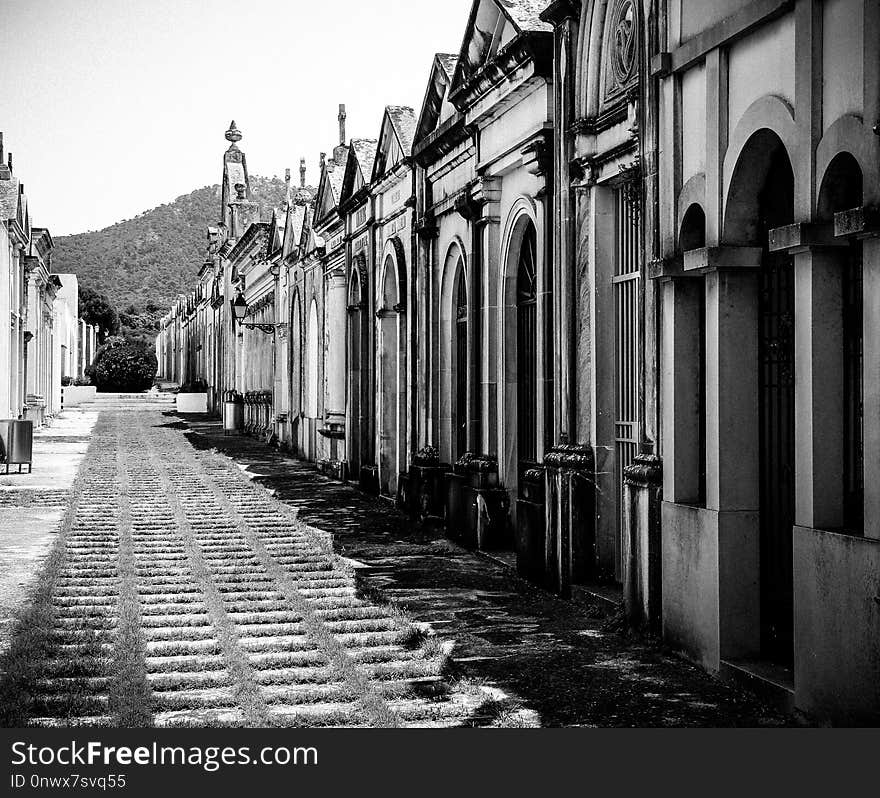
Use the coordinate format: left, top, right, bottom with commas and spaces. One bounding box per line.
300, 157, 306, 188
338, 104, 346, 146
225, 120, 242, 145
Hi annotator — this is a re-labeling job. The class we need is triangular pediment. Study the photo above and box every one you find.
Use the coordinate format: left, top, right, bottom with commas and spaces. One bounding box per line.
339, 150, 364, 207
339, 140, 377, 206
450, 0, 518, 93
314, 165, 337, 223
449, 0, 551, 98
372, 106, 416, 182
415, 53, 459, 144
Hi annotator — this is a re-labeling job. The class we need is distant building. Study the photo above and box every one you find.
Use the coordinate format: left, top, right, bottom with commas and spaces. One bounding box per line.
0, 134, 95, 426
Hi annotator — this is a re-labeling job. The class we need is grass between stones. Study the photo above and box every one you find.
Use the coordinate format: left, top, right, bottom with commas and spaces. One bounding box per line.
109, 422, 155, 726
144, 443, 270, 727
4, 410, 502, 728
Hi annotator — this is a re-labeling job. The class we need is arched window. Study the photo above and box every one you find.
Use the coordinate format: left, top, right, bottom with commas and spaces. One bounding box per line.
454, 264, 468, 457
516, 222, 538, 465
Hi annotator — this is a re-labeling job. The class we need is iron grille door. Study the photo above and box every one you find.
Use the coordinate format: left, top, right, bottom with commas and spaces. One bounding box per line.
517, 225, 538, 473
613, 186, 641, 578
758, 248, 795, 664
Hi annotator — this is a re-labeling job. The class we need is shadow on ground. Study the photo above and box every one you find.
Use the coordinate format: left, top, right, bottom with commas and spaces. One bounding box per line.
179, 414, 793, 727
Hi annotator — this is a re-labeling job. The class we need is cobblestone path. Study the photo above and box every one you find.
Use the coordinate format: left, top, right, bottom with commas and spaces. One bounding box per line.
0, 410, 492, 728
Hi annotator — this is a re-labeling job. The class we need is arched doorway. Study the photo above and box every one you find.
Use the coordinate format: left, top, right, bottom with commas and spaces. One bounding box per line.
516, 221, 538, 478
454, 264, 469, 459
817, 152, 864, 532
290, 291, 302, 457
304, 298, 319, 461
347, 270, 364, 477
377, 254, 402, 496
726, 129, 796, 664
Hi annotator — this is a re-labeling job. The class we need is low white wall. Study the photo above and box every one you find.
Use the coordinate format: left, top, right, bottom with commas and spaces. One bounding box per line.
176, 393, 208, 413
61, 386, 97, 408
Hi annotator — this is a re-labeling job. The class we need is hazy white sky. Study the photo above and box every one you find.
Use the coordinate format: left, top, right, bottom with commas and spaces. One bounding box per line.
0, 0, 473, 236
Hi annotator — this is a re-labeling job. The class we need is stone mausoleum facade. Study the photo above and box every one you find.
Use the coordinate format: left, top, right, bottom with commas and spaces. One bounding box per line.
156, 0, 880, 724
1, 134, 95, 428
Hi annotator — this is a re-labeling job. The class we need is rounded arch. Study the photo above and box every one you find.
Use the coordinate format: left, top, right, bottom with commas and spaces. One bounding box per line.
500, 197, 540, 290
376, 237, 407, 497
679, 203, 707, 252
723, 96, 798, 244
379, 236, 407, 309
576, 0, 610, 119
289, 288, 303, 441
499, 199, 545, 507
816, 114, 876, 212
577, 0, 642, 119
676, 172, 707, 249
439, 237, 470, 463
817, 151, 864, 222
348, 259, 364, 306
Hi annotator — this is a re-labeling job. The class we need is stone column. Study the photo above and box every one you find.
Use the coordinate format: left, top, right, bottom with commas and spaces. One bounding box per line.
793, 246, 845, 529
661, 275, 703, 504
473, 179, 501, 457
705, 265, 760, 512
863, 236, 880, 539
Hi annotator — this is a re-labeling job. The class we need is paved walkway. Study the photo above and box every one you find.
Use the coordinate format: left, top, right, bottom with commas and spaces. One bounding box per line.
0, 409, 98, 658
0, 409, 499, 728
1, 406, 795, 727
186, 418, 794, 727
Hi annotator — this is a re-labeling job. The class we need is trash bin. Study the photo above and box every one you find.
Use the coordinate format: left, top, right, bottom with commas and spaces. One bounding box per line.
222, 391, 243, 436
0, 419, 34, 474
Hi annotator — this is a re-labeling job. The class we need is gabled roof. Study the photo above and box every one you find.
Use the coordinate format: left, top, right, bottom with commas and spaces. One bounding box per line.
267, 208, 285, 255
283, 204, 308, 260
500, 0, 553, 31
313, 147, 349, 225
0, 177, 22, 223
414, 53, 460, 145
340, 139, 378, 207
450, 0, 552, 100
372, 106, 416, 182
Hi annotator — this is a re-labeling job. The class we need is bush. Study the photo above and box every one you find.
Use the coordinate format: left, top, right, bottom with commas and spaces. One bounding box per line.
86, 336, 157, 392
61, 376, 73, 387
73, 376, 92, 387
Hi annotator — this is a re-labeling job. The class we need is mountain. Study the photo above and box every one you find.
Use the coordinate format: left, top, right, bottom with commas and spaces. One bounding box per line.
51, 176, 288, 313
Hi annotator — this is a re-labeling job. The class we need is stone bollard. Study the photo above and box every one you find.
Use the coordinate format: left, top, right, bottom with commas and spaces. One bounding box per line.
623, 453, 663, 633
543, 444, 595, 597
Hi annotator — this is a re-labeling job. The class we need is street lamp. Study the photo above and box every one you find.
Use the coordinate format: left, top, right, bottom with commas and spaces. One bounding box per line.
231, 292, 247, 323
230, 290, 285, 335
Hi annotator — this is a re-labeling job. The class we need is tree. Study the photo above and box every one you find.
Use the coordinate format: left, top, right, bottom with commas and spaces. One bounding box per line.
79, 286, 121, 342
86, 336, 157, 392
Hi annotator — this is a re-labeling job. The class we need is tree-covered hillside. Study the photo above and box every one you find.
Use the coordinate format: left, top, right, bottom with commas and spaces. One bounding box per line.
52, 176, 287, 312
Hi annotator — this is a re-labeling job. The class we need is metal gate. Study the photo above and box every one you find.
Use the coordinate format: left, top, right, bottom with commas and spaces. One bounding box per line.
758, 248, 795, 664
517, 224, 538, 474
613, 185, 641, 578
455, 268, 468, 458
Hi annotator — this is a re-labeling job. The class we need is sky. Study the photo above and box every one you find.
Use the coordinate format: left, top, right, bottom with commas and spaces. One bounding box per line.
0, 0, 474, 236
